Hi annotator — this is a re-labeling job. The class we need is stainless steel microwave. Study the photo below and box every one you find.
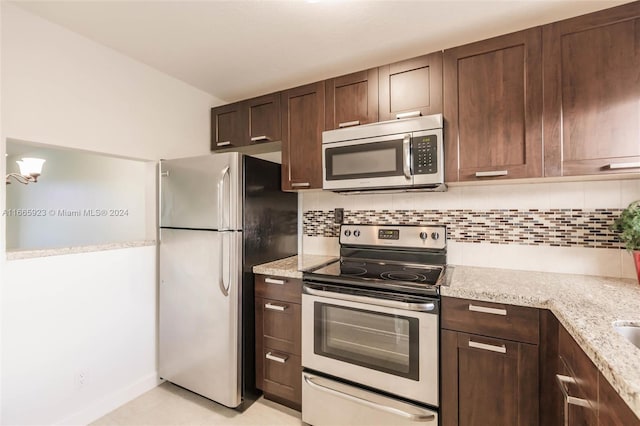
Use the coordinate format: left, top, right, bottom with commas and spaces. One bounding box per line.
322, 114, 445, 192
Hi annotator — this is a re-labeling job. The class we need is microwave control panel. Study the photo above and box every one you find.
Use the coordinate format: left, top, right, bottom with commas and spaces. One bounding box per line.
412, 135, 438, 175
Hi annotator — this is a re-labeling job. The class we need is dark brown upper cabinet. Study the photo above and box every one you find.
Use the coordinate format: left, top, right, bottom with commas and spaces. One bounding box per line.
211, 102, 247, 151
443, 28, 543, 182
212, 93, 281, 151
281, 82, 325, 191
325, 68, 378, 130
543, 2, 640, 177
378, 53, 443, 121
247, 93, 281, 145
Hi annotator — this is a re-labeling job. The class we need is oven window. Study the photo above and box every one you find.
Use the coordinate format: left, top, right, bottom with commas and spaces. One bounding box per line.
314, 303, 419, 380
325, 140, 404, 180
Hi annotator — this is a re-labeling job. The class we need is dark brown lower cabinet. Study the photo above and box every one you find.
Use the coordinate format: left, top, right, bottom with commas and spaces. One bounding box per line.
254, 274, 302, 411
441, 330, 538, 426
262, 349, 301, 409
599, 370, 640, 426
540, 310, 640, 426
558, 324, 598, 425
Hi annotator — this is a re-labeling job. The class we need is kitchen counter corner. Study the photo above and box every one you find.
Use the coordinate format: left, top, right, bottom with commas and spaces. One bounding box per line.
253, 254, 337, 279
442, 265, 640, 419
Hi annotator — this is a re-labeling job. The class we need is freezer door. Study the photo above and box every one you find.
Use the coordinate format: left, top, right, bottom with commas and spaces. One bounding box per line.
159, 228, 243, 407
160, 153, 242, 230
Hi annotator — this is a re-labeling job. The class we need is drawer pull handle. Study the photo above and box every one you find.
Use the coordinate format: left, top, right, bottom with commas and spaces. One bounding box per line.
396, 111, 421, 120
468, 304, 507, 316
250, 135, 270, 143
556, 373, 591, 426
303, 373, 436, 422
291, 182, 310, 188
216, 141, 232, 147
469, 340, 507, 354
338, 120, 361, 128
475, 170, 508, 177
608, 162, 640, 170
265, 352, 288, 363
265, 277, 285, 285
265, 302, 287, 311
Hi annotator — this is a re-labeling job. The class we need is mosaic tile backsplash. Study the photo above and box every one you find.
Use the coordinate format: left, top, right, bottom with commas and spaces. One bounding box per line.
303, 209, 624, 249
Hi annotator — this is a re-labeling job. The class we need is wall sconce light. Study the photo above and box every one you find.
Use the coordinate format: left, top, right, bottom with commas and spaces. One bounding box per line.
5, 158, 46, 185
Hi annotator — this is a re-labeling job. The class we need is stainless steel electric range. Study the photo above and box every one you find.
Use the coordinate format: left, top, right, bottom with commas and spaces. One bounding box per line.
301, 224, 446, 425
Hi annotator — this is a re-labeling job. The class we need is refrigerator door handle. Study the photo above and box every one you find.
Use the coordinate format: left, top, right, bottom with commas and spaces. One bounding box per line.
218, 165, 231, 230
219, 233, 230, 297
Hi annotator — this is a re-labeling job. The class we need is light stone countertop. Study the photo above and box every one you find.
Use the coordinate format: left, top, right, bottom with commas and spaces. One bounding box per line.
252, 257, 640, 418
252, 254, 337, 279
442, 265, 640, 419
6, 240, 157, 260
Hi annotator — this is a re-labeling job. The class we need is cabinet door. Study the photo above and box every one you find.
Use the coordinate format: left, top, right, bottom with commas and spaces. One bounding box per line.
444, 28, 543, 182
325, 68, 378, 130
247, 93, 281, 145
211, 102, 246, 151
557, 358, 597, 426
441, 330, 538, 426
557, 326, 598, 425
543, 2, 640, 177
281, 82, 325, 191
378, 52, 442, 121
539, 310, 562, 426
598, 372, 640, 426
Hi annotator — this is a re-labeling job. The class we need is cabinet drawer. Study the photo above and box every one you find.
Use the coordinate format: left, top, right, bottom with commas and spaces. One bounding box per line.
441, 297, 539, 344
262, 348, 301, 408
255, 274, 302, 304
263, 299, 301, 355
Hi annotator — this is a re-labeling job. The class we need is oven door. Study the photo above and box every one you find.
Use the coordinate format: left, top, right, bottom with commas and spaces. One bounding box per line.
322, 133, 413, 190
301, 285, 439, 407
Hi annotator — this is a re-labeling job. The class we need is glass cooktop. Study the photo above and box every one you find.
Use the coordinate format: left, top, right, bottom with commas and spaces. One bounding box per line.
309, 259, 444, 287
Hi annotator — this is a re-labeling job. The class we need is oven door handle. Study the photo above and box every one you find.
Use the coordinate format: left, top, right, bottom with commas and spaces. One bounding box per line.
303, 374, 436, 422
303, 285, 436, 313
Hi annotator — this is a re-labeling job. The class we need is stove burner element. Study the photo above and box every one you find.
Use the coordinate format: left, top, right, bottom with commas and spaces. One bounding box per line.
380, 270, 427, 282
340, 265, 367, 276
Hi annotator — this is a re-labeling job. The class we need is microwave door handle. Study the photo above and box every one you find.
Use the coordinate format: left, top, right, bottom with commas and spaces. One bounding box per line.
402, 134, 411, 179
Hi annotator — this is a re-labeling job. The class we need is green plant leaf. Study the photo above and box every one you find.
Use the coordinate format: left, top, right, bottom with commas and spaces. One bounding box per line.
612, 200, 640, 251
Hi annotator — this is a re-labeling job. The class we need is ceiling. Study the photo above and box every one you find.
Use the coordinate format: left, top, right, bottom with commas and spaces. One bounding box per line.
12, 0, 631, 104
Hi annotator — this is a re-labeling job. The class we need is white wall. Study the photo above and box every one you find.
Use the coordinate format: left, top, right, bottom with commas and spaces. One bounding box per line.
2, 246, 157, 426
1, 3, 218, 425
1, 4, 220, 161
302, 178, 640, 279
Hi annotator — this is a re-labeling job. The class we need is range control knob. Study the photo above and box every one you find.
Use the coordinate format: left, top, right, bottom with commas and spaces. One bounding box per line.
431, 232, 440, 240
353, 230, 361, 237
344, 230, 351, 237
419, 232, 428, 240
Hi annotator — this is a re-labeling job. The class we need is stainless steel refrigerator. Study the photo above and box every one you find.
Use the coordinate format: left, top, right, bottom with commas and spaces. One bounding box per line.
158, 152, 297, 408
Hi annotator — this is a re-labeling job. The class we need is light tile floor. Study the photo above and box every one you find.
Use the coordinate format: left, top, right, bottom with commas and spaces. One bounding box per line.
91, 382, 302, 425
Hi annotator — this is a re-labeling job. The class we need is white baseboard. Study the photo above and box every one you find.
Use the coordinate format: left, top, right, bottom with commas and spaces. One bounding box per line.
56, 372, 161, 426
